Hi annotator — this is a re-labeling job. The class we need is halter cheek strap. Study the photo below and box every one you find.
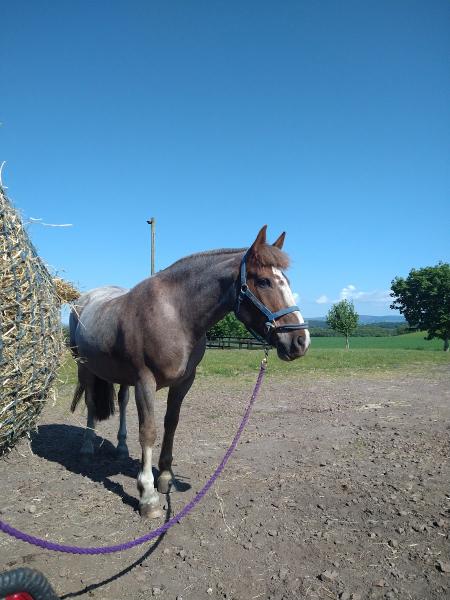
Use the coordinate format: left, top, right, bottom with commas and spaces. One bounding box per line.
234, 252, 309, 345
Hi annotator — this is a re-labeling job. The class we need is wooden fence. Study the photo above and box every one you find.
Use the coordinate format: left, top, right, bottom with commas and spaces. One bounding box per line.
206, 336, 263, 350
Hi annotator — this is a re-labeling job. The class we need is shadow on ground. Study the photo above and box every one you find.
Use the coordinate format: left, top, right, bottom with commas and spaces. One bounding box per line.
31, 424, 191, 512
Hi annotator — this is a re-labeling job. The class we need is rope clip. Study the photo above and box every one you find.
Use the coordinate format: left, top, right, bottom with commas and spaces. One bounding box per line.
262, 346, 269, 367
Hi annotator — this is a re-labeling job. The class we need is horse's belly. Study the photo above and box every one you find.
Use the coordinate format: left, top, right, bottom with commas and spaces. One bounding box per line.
76, 330, 136, 385
81, 351, 136, 385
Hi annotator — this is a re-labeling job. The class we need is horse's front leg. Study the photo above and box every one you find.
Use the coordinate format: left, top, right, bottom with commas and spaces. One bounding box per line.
135, 372, 163, 519
116, 385, 129, 460
158, 370, 196, 494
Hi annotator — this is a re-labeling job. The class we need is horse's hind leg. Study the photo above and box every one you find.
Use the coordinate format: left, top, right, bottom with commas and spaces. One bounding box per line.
135, 370, 162, 519
116, 385, 130, 460
158, 370, 196, 494
78, 366, 96, 463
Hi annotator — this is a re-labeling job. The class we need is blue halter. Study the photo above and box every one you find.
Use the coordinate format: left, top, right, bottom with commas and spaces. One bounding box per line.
234, 251, 309, 345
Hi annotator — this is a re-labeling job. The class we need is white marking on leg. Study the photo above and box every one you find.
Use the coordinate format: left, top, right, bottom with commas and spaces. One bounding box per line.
138, 447, 159, 507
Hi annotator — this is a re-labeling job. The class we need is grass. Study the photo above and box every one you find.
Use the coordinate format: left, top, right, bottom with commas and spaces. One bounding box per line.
199, 348, 448, 378
310, 331, 445, 350
199, 332, 449, 377
58, 352, 78, 386
58, 332, 449, 385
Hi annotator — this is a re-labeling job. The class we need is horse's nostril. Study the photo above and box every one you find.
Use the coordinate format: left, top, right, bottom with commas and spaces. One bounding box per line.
297, 336, 305, 347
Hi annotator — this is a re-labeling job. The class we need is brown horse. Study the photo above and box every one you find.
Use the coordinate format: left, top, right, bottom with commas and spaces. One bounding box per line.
69, 226, 310, 517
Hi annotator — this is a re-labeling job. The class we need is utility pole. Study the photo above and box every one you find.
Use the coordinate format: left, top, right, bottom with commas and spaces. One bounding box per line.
147, 218, 156, 275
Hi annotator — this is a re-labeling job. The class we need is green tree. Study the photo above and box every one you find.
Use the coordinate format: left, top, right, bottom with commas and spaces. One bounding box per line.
390, 262, 450, 351
326, 300, 359, 349
207, 313, 249, 339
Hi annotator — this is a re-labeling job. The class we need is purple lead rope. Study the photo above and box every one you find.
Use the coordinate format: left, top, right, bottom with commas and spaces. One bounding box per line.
0, 360, 267, 555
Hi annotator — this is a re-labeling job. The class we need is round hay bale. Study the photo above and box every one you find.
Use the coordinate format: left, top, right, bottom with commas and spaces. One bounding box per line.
53, 277, 80, 304
0, 183, 64, 454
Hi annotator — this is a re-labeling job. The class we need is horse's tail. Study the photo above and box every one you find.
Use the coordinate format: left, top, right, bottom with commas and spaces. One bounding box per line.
93, 377, 116, 421
71, 381, 85, 413
70, 376, 116, 421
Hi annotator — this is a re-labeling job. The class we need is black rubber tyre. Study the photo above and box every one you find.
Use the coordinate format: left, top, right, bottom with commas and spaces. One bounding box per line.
0, 567, 59, 600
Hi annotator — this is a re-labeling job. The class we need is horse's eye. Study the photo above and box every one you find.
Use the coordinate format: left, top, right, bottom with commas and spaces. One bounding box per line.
256, 278, 271, 288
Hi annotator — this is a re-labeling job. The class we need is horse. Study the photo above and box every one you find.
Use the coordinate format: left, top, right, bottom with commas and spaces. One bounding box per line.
69, 225, 310, 518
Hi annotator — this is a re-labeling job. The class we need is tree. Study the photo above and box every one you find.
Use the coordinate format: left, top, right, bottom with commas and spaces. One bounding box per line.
390, 262, 450, 351
207, 313, 249, 339
326, 300, 359, 349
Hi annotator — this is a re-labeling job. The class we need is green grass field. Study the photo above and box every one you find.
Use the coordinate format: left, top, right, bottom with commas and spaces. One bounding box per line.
198, 331, 448, 378
306, 331, 444, 350
59, 332, 449, 385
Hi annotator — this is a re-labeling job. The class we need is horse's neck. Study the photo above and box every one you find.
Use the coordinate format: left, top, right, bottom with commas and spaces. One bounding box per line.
163, 251, 242, 339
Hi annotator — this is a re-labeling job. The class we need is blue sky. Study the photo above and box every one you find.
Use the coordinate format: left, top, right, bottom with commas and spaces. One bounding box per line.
1, 1, 449, 318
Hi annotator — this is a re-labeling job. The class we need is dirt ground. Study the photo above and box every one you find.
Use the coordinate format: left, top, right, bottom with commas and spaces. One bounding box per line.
0, 363, 449, 600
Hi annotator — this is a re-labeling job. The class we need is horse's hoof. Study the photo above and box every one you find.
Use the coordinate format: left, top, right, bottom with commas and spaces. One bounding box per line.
157, 472, 173, 494
139, 503, 163, 519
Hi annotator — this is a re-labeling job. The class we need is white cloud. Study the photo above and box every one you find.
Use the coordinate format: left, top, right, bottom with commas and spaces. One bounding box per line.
314, 286, 392, 307
293, 292, 299, 302
339, 284, 357, 300
339, 284, 391, 303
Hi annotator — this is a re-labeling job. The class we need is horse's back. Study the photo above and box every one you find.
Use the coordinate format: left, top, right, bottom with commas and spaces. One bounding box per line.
70, 285, 128, 355
69, 280, 206, 387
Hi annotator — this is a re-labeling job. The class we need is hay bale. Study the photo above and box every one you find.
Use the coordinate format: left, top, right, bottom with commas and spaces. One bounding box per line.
0, 183, 64, 454
53, 277, 80, 304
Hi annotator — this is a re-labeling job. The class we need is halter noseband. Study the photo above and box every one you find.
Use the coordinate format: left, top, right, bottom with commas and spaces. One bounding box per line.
234, 251, 309, 345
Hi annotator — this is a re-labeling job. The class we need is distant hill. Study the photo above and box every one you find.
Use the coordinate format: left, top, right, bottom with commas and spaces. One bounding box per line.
308, 315, 405, 325
306, 314, 408, 337
358, 315, 406, 324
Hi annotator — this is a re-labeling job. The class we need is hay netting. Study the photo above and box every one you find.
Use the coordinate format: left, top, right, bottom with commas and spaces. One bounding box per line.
0, 184, 65, 454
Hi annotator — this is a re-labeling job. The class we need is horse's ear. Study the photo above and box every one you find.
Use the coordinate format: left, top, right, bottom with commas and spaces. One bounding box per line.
249, 225, 267, 251
247, 226, 267, 265
272, 232, 285, 249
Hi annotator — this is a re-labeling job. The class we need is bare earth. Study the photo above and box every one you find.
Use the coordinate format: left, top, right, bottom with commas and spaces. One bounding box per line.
1, 365, 449, 600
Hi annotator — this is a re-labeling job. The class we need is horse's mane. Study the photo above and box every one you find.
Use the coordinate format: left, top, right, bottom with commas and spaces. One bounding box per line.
163, 245, 290, 273
248, 244, 290, 270
162, 248, 244, 272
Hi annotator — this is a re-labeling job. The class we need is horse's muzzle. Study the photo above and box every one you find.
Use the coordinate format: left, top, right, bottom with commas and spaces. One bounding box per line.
275, 331, 310, 361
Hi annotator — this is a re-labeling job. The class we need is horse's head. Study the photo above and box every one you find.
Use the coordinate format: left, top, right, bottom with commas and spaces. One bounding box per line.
234, 226, 310, 361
